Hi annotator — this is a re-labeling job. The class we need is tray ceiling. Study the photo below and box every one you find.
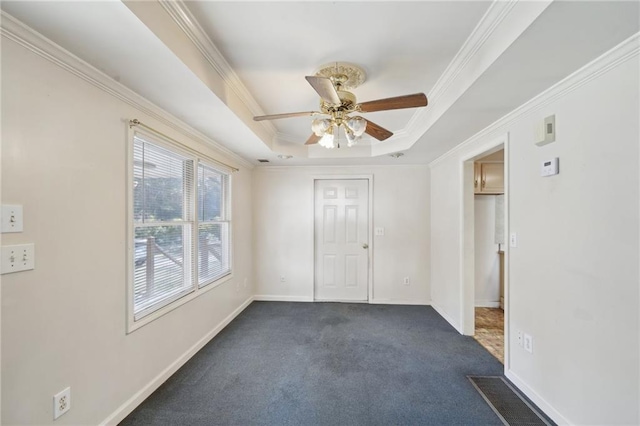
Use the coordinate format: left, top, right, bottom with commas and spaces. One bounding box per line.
1, 1, 638, 166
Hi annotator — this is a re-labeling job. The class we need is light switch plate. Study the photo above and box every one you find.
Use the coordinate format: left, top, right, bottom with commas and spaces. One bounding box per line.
1, 205, 23, 233
375, 227, 385, 236
1, 244, 35, 274
524, 334, 533, 353
510, 232, 517, 248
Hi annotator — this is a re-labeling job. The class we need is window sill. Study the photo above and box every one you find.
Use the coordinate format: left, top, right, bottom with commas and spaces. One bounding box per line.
127, 273, 234, 334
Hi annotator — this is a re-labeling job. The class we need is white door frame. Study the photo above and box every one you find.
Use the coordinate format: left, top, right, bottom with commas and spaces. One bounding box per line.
459, 133, 510, 371
311, 175, 374, 302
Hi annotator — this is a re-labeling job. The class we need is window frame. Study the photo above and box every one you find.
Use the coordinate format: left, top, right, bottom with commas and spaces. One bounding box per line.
197, 161, 232, 288
127, 128, 233, 333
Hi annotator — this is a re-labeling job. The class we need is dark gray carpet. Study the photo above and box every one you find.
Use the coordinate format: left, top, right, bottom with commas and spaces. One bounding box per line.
121, 302, 507, 425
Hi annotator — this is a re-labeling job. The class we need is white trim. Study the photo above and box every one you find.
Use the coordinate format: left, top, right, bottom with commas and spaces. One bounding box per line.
505, 370, 571, 426
426, 1, 518, 106
126, 128, 234, 333
369, 299, 431, 306
474, 301, 501, 308
460, 160, 476, 336
158, 1, 276, 137
101, 295, 254, 426
311, 175, 374, 303
129, 273, 234, 333
160, 0, 547, 158
254, 164, 429, 172
503, 136, 512, 372
253, 295, 313, 302
0, 11, 253, 170
430, 32, 640, 169
460, 134, 508, 337
431, 302, 463, 334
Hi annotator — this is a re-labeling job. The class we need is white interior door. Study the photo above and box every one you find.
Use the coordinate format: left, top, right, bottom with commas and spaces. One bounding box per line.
314, 179, 369, 301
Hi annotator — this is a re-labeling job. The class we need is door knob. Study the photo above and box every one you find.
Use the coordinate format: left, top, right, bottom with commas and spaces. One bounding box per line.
362, 243, 369, 249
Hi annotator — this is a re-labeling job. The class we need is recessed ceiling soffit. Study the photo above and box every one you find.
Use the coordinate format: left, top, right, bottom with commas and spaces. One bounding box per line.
149, 0, 552, 159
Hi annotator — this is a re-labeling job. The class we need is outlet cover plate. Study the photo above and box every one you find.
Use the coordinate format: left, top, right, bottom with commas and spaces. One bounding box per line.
53, 387, 71, 419
1, 244, 35, 274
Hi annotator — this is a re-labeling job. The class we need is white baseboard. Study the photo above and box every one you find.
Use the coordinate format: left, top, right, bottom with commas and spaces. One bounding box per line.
253, 294, 313, 302
475, 301, 501, 308
369, 299, 431, 306
431, 302, 463, 334
253, 296, 430, 305
505, 369, 571, 425
100, 295, 255, 426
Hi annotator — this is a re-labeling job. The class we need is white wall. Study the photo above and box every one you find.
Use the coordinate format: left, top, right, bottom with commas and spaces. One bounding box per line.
253, 166, 430, 305
474, 195, 500, 306
430, 45, 639, 424
1, 37, 254, 425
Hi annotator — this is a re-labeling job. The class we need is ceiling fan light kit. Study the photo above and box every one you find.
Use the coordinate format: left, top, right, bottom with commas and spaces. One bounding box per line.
253, 61, 428, 149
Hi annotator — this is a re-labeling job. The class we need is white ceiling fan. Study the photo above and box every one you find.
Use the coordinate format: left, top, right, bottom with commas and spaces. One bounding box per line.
253, 62, 428, 149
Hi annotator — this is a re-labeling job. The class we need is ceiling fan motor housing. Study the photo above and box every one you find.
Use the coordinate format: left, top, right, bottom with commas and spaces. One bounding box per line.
321, 90, 357, 112
315, 62, 367, 90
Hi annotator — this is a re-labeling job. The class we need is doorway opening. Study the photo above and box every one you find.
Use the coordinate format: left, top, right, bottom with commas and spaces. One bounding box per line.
313, 178, 372, 302
472, 149, 505, 363
461, 135, 508, 368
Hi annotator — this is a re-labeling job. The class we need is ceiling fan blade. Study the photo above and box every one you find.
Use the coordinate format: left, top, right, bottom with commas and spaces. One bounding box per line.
305, 76, 341, 105
254, 111, 321, 121
359, 93, 428, 113
305, 134, 321, 145
364, 119, 393, 141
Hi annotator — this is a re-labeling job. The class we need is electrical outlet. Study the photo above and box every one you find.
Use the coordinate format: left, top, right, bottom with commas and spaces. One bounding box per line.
1, 244, 35, 274
403, 277, 410, 285
517, 330, 523, 347
524, 334, 533, 353
510, 232, 517, 248
280, 275, 285, 283
53, 387, 71, 419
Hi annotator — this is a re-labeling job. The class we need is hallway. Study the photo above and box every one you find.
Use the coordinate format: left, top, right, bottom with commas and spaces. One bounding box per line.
474, 307, 504, 363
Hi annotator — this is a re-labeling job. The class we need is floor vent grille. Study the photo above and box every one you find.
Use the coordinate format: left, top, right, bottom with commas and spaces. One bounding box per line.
468, 376, 553, 426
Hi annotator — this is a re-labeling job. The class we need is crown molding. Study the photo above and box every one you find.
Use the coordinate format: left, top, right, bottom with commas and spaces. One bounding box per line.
428, 32, 640, 168
0, 11, 254, 170
428, 0, 518, 106
159, 1, 277, 139
399, 1, 517, 137
390, 0, 552, 159
129, 0, 546, 161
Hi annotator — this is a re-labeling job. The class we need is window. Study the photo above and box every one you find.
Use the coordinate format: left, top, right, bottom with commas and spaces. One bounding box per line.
130, 132, 231, 327
197, 163, 230, 286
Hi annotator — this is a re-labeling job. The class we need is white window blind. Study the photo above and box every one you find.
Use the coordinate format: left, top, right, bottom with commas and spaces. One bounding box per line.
197, 163, 231, 286
132, 136, 195, 320
130, 133, 233, 325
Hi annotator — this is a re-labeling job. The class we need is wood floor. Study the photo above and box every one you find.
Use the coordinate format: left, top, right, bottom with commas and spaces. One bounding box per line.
474, 307, 504, 363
